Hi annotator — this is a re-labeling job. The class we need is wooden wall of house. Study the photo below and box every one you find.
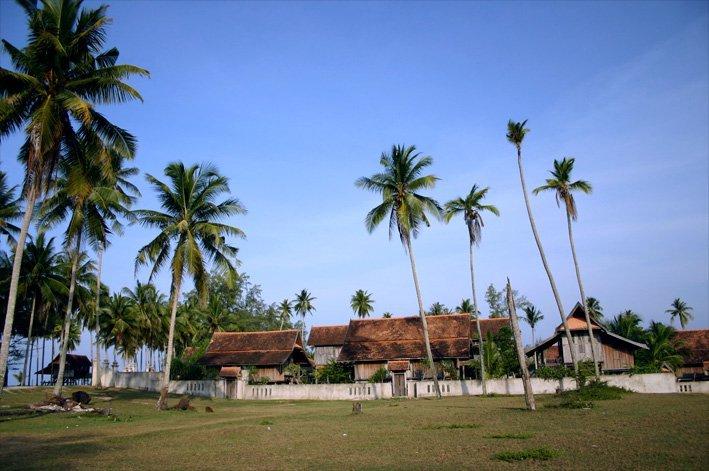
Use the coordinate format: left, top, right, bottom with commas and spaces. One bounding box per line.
314, 346, 342, 366
561, 332, 604, 364
354, 362, 385, 381
601, 343, 634, 371
251, 367, 285, 383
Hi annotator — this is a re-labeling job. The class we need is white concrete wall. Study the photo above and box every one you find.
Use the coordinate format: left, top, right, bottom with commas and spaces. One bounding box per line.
409, 378, 577, 398
245, 382, 392, 400
99, 369, 225, 398
603, 373, 677, 393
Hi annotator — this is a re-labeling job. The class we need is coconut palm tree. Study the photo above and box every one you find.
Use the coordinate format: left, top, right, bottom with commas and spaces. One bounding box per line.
382, 312, 392, 318
428, 302, 449, 316
356, 144, 443, 397
607, 310, 644, 343
135, 162, 245, 409
456, 298, 474, 315
444, 184, 499, 393
294, 289, 316, 342
277, 299, 292, 330
534, 157, 599, 375
0, 170, 20, 244
522, 305, 544, 369
641, 322, 683, 371
350, 290, 374, 319
666, 298, 693, 329
586, 297, 603, 322
18, 233, 65, 385
122, 281, 166, 371
506, 120, 578, 374
0, 0, 148, 390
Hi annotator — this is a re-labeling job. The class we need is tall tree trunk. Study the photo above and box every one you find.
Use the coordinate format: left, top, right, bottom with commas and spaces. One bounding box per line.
532, 327, 538, 369
22, 297, 37, 386
469, 240, 487, 394
566, 211, 600, 377
506, 278, 536, 411
0, 185, 37, 392
156, 274, 182, 410
515, 146, 578, 374
53, 235, 81, 397
40, 337, 45, 386
92, 248, 103, 387
279, 316, 284, 330
404, 236, 441, 398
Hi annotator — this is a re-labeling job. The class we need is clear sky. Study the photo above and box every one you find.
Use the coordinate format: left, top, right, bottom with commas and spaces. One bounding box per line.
1, 1, 707, 364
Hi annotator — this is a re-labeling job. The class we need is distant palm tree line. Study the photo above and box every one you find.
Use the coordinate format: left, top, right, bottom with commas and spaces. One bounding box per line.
0, 0, 698, 395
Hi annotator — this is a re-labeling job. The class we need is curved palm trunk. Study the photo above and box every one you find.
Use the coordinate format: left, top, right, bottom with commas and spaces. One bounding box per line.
515, 146, 578, 374
157, 274, 182, 410
566, 211, 600, 377
22, 297, 37, 386
506, 279, 535, 410
404, 237, 441, 398
53, 234, 82, 396
92, 249, 104, 388
0, 185, 37, 392
469, 241, 487, 394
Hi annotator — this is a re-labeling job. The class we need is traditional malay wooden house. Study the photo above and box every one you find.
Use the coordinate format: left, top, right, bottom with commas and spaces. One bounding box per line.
674, 329, 709, 377
199, 329, 313, 384
337, 314, 473, 391
526, 303, 647, 372
36, 354, 92, 385
307, 325, 349, 367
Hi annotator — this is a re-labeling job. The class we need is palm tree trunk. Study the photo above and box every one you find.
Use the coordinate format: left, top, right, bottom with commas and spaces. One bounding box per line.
506, 278, 535, 410
22, 297, 37, 386
566, 211, 600, 377
93, 248, 103, 387
469, 241, 487, 395
41, 337, 45, 386
0, 185, 37, 392
157, 274, 182, 410
404, 236, 441, 398
532, 327, 538, 369
53, 234, 81, 397
515, 146, 578, 374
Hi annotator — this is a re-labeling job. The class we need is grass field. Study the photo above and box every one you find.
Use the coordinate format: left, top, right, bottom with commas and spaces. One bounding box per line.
1, 388, 707, 470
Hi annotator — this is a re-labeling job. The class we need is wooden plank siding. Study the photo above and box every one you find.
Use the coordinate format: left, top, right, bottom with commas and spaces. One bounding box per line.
355, 362, 386, 381
601, 343, 635, 371
314, 346, 342, 367
251, 367, 286, 383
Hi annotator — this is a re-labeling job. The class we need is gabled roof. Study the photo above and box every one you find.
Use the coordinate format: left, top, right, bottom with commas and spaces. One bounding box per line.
36, 354, 91, 374
470, 317, 511, 340
307, 325, 349, 347
555, 303, 603, 332
674, 329, 709, 365
337, 314, 471, 362
199, 329, 313, 367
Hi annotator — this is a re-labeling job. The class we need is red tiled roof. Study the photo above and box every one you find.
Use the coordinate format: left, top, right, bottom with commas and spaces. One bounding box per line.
338, 314, 471, 362
308, 325, 349, 347
674, 329, 709, 365
199, 330, 312, 367
470, 317, 511, 340
219, 366, 241, 378
556, 303, 602, 332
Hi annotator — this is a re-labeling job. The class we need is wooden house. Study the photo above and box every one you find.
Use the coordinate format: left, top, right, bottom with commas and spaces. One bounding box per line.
199, 329, 313, 383
526, 303, 647, 372
674, 329, 709, 376
36, 354, 92, 385
337, 314, 473, 391
307, 324, 348, 367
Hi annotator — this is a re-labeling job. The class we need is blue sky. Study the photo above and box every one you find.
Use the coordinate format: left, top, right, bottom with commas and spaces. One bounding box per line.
1, 1, 707, 365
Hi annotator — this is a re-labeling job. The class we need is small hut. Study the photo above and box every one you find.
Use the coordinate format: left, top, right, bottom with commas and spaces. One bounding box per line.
198, 329, 313, 383
36, 354, 92, 386
674, 329, 709, 377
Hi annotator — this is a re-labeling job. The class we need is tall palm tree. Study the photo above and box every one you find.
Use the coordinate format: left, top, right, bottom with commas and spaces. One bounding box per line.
586, 297, 603, 321
666, 298, 693, 329
428, 302, 449, 316
0, 170, 20, 244
18, 233, 65, 385
0, 0, 148, 391
135, 162, 245, 409
607, 310, 644, 343
534, 157, 599, 376
122, 281, 165, 371
294, 289, 316, 343
456, 298, 474, 315
356, 144, 443, 397
350, 289, 374, 319
277, 299, 292, 330
100, 293, 137, 366
444, 184, 499, 393
522, 305, 544, 369
506, 120, 578, 374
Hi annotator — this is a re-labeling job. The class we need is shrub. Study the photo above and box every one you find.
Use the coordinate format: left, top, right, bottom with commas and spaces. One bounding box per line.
494, 448, 559, 462
440, 360, 459, 380
572, 379, 629, 401
314, 360, 352, 384
369, 367, 389, 383
535, 365, 572, 381
170, 355, 219, 380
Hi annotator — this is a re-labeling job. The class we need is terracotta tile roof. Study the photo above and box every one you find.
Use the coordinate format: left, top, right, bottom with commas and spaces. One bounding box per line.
470, 317, 511, 340
388, 360, 410, 372
308, 325, 349, 347
199, 330, 312, 367
218, 366, 241, 378
337, 314, 471, 362
675, 329, 709, 365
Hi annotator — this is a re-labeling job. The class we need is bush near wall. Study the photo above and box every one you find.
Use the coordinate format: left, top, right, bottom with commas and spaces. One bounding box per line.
170, 352, 220, 380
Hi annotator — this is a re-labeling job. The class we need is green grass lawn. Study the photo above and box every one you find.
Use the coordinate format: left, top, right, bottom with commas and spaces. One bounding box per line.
1, 388, 707, 470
